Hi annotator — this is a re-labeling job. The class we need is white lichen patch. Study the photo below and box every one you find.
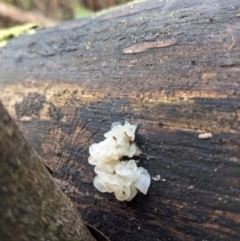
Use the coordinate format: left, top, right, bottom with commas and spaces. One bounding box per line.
88, 122, 151, 201
19, 116, 32, 122
198, 132, 213, 139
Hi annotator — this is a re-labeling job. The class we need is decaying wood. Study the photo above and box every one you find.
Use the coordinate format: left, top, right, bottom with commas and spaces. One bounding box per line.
0, 0, 240, 240
0, 101, 95, 241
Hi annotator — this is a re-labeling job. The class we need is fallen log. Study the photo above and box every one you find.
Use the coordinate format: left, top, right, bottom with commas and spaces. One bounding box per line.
0, 0, 240, 240
0, 2, 57, 27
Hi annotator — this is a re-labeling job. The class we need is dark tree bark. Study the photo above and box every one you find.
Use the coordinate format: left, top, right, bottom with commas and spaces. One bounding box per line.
0, 101, 95, 241
0, 0, 240, 241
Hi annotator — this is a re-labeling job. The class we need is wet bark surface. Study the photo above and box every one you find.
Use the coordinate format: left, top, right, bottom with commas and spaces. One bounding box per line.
0, 0, 240, 240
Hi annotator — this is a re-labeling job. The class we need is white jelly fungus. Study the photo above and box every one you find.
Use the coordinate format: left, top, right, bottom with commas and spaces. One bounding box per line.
88, 122, 151, 201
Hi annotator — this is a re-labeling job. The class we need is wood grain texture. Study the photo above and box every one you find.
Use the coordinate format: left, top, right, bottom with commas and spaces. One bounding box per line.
0, 0, 240, 240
